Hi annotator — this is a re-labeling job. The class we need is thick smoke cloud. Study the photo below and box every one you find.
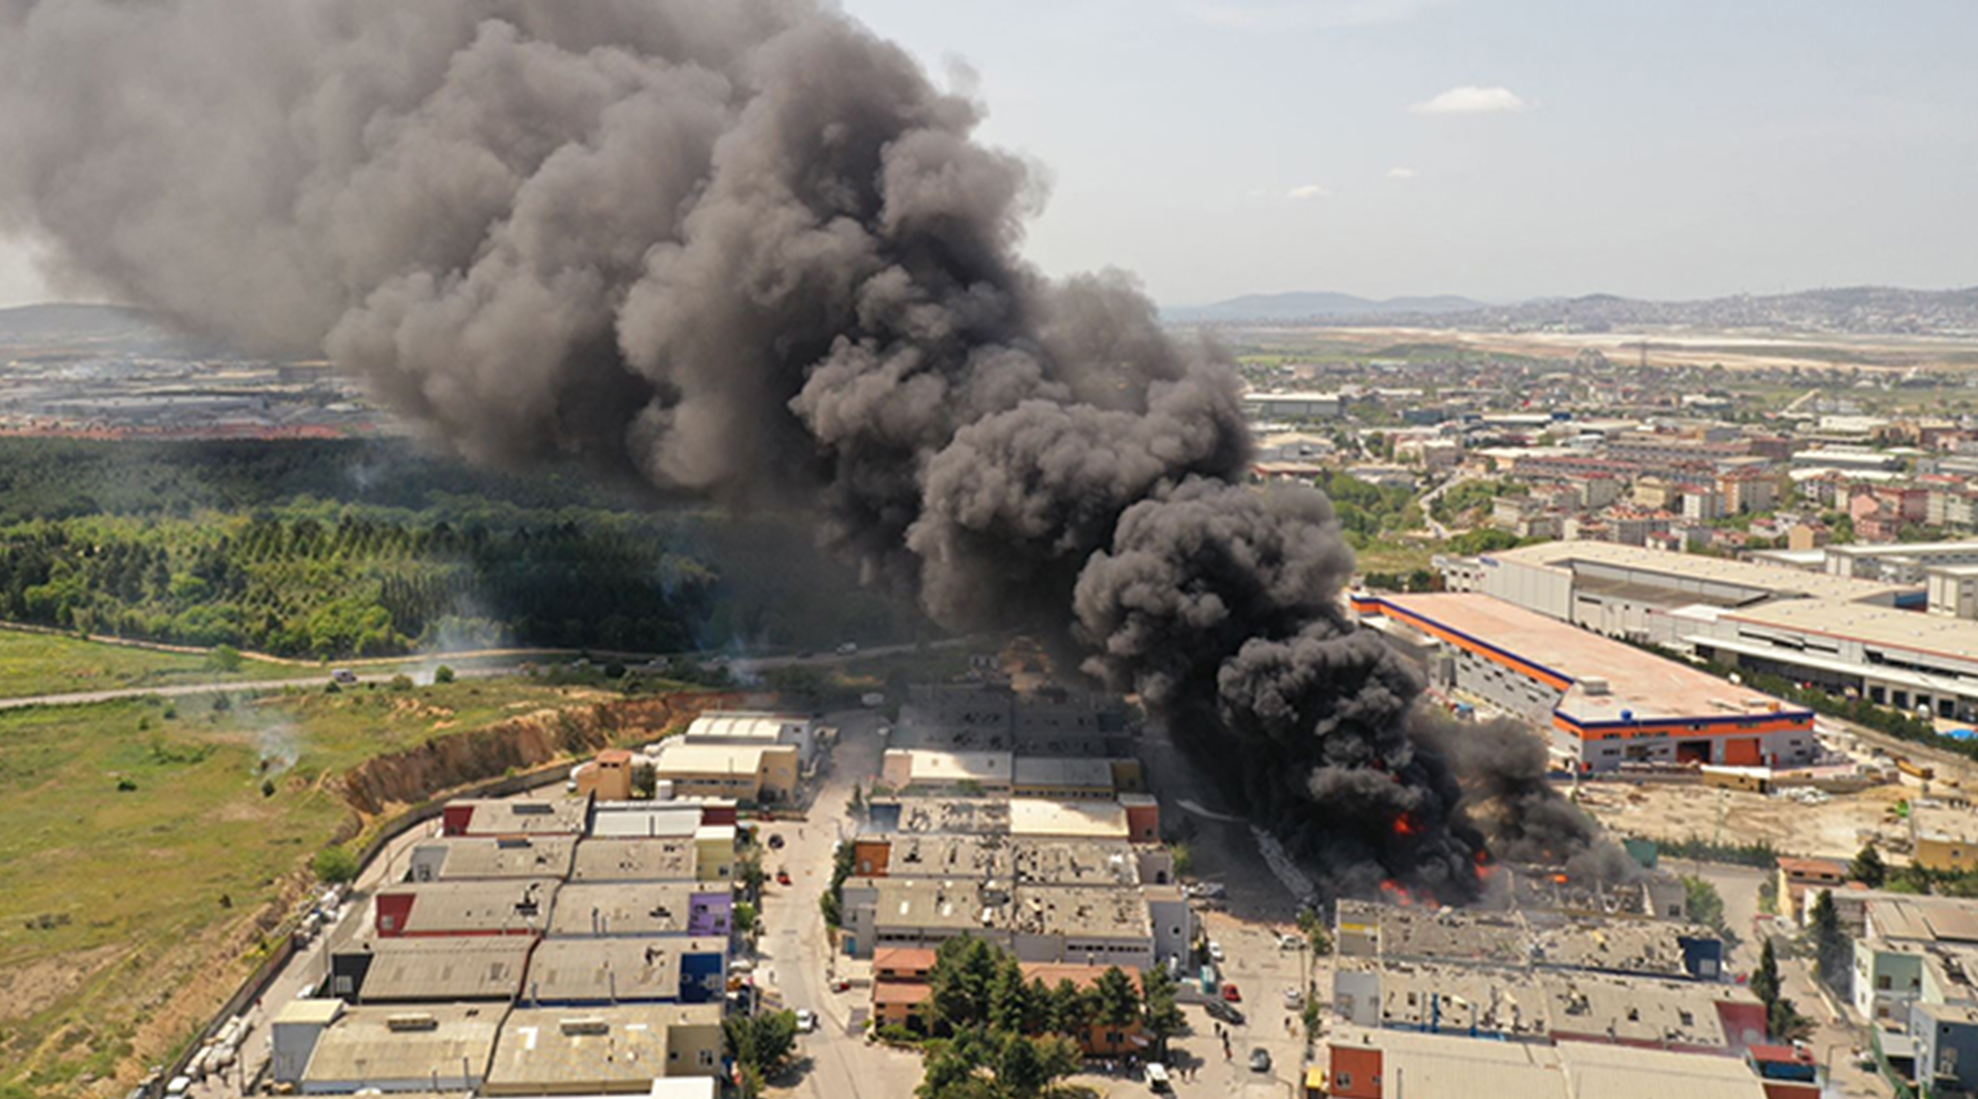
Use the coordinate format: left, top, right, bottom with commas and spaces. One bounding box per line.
0, 0, 1610, 900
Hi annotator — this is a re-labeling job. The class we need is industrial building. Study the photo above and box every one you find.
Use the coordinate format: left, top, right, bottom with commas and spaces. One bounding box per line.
835, 877, 1189, 969
646, 740, 799, 803
371, 879, 560, 938
406, 836, 577, 882
521, 936, 727, 1005
1353, 592, 1815, 771
548, 882, 732, 938
442, 797, 593, 838
1319, 1026, 1772, 1099
276, 1003, 504, 1095
568, 836, 699, 882
676, 709, 821, 766
1442, 540, 1978, 723
481, 1004, 724, 1095
328, 937, 533, 1003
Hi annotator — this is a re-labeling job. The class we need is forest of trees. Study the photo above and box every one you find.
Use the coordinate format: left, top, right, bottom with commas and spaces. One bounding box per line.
0, 438, 923, 658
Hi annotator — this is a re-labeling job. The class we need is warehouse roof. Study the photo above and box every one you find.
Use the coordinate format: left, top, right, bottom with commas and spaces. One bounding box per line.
684, 711, 809, 740
886, 748, 1014, 784
347, 937, 533, 1002
484, 1004, 721, 1093
1012, 756, 1116, 790
522, 936, 724, 1004
448, 798, 591, 836
588, 803, 702, 839
1555, 1040, 1765, 1099
569, 837, 697, 882
650, 741, 790, 775
300, 1004, 504, 1086
867, 878, 999, 932
413, 837, 577, 880
1479, 539, 1910, 605
1356, 593, 1807, 729
548, 882, 717, 937
378, 880, 559, 936
1008, 798, 1129, 839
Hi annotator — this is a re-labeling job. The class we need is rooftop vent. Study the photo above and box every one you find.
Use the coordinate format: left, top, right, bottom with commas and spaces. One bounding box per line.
386, 1013, 438, 1031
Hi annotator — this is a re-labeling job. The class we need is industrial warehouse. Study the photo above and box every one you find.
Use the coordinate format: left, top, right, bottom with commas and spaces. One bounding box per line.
1353, 591, 1816, 771
1441, 539, 1978, 723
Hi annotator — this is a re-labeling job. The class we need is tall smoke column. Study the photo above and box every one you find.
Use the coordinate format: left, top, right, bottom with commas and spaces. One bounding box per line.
0, 0, 1610, 899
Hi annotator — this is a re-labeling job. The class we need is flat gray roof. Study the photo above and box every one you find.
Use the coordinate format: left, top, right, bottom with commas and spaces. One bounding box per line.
548, 882, 712, 937
522, 936, 724, 1004
301, 1003, 505, 1086
414, 837, 577, 880
484, 1005, 721, 1093
347, 938, 533, 1002
568, 837, 698, 882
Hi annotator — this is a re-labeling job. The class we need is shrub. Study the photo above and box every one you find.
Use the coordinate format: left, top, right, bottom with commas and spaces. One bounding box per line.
388, 673, 414, 691
313, 846, 360, 884
433, 664, 456, 684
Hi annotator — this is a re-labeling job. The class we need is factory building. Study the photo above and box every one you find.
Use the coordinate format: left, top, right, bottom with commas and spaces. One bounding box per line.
1353, 592, 1814, 771
1442, 540, 1978, 723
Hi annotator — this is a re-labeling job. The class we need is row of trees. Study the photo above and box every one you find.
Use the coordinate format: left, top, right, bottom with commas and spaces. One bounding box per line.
911, 937, 1184, 1099
0, 510, 718, 658
0, 436, 932, 659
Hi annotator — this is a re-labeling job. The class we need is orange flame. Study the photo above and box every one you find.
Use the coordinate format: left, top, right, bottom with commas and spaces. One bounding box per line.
1551, 873, 1570, 884
1392, 813, 1421, 837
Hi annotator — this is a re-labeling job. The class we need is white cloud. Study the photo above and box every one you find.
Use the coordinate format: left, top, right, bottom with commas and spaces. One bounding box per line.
1410, 85, 1528, 115
1387, 166, 1419, 180
1285, 183, 1333, 200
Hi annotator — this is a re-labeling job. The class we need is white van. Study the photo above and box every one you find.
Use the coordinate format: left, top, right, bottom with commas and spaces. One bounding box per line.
1144, 1063, 1171, 1092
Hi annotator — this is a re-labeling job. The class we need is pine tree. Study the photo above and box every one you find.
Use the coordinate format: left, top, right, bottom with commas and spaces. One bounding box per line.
1850, 844, 1888, 889
1751, 939, 1781, 1007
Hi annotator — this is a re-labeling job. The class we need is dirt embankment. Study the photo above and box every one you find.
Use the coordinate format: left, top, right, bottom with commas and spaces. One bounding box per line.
337, 690, 737, 815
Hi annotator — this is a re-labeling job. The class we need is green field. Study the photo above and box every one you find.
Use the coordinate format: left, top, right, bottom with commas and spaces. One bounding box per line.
0, 627, 317, 700
0, 676, 615, 1097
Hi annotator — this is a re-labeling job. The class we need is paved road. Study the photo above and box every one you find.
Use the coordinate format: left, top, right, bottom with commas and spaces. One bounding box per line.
757, 710, 924, 1099
0, 639, 969, 711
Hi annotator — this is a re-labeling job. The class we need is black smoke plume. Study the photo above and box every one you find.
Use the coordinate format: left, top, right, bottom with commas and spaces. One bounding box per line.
0, 0, 1610, 900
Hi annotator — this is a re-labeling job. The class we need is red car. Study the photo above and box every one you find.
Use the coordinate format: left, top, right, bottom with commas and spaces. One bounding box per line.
776, 869, 792, 886
1221, 983, 1242, 1003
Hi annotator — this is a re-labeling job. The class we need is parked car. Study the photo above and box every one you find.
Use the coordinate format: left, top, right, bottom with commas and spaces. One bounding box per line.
1283, 988, 1304, 1010
1207, 940, 1225, 962
1248, 1048, 1272, 1073
1221, 983, 1242, 1003
1279, 932, 1306, 951
1185, 882, 1227, 900
776, 868, 792, 886
1205, 999, 1244, 1027
1144, 1062, 1172, 1093
795, 1008, 817, 1033
768, 833, 785, 850
330, 668, 358, 685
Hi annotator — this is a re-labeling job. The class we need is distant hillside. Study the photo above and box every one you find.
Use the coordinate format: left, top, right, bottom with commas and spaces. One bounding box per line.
1165, 291, 1485, 324
0, 302, 160, 340
1426, 285, 1978, 335
1170, 285, 1978, 335
0, 302, 231, 358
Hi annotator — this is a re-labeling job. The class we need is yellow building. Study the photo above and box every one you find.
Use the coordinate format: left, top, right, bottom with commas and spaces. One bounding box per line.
1914, 810, 1978, 872
651, 741, 800, 804
573, 748, 636, 801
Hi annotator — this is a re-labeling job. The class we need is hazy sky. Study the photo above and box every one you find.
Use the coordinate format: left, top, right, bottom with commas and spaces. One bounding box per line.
3, 0, 1975, 309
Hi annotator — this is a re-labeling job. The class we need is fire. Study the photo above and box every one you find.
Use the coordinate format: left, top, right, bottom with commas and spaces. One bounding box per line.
1378, 879, 1414, 906
1551, 873, 1570, 885
1391, 813, 1421, 837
